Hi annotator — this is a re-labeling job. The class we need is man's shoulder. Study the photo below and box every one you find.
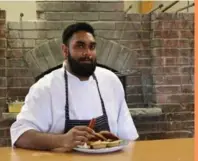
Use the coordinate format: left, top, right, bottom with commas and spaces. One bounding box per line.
32, 68, 63, 89
95, 66, 119, 81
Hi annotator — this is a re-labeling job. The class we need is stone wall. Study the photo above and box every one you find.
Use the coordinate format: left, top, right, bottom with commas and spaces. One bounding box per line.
0, 1, 194, 146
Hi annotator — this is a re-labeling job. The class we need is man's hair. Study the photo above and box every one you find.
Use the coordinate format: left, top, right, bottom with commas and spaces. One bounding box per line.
62, 22, 95, 45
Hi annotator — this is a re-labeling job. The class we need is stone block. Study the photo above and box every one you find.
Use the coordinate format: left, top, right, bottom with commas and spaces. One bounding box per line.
7, 68, 32, 77
23, 50, 41, 77
7, 58, 27, 68
48, 39, 64, 65
99, 12, 125, 21
0, 39, 6, 48
115, 22, 150, 30
97, 39, 113, 65
36, 42, 57, 68
46, 30, 62, 39
73, 12, 99, 21
105, 41, 122, 67
36, 1, 63, 11
8, 30, 46, 39
0, 59, 5, 67
90, 21, 115, 30
31, 48, 49, 73
8, 21, 36, 30
7, 77, 34, 87
0, 78, 6, 87
7, 39, 35, 48
44, 12, 73, 21
95, 30, 122, 40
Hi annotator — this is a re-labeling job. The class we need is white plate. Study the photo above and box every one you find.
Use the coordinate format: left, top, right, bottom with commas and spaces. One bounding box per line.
73, 140, 129, 154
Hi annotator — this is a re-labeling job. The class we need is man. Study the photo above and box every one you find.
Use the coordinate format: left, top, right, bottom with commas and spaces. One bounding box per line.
10, 22, 139, 152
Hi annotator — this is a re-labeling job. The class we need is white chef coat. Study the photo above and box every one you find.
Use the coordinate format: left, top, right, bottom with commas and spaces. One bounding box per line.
10, 65, 139, 146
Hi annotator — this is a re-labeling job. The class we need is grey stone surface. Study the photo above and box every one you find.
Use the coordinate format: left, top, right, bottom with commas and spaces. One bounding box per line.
36, 1, 63, 11
99, 12, 125, 21
23, 50, 41, 77
112, 47, 130, 71
46, 30, 62, 39
36, 42, 57, 68
8, 30, 46, 39
73, 12, 99, 21
7, 39, 35, 48
32, 48, 49, 73
129, 107, 162, 117
121, 31, 143, 40
48, 39, 64, 65
62, 21, 76, 29
36, 1, 124, 12
115, 22, 150, 30
95, 36, 105, 61
97, 39, 113, 65
8, 21, 36, 30
35, 39, 48, 46
105, 41, 122, 67
7, 59, 27, 68
95, 30, 122, 40
44, 12, 73, 21
90, 21, 115, 30
62, 2, 81, 12
36, 21, 64, 30
121, 50, 138, 71
2, 112, 18, 119
72, 2, 124, 12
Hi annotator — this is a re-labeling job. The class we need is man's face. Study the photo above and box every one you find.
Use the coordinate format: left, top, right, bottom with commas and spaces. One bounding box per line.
63, 31, 97, 77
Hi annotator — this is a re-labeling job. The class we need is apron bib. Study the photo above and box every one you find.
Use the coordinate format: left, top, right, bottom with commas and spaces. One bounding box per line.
63, 67, 110, 133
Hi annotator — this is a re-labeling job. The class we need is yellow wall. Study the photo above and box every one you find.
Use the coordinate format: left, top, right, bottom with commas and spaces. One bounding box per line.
0, 1, 36, 21
154, 1, 194, 13
124, 0, 194, 13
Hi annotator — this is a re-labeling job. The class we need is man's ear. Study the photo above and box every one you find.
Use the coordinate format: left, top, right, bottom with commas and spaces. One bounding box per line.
61, 44, 69, 59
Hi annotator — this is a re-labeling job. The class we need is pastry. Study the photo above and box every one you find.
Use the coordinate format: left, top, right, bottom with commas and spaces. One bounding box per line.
89, 140, 109, 149
106, 140, 122, 147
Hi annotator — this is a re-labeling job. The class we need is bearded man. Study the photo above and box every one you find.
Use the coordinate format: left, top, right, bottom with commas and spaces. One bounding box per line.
10, 22, 139, 151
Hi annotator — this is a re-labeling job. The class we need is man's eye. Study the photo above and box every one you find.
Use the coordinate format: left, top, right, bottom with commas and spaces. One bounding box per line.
77, 44, 84, 48
90, 44, 96, 50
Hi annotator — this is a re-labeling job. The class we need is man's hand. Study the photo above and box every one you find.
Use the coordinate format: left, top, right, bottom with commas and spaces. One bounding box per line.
52, 126, 95, 152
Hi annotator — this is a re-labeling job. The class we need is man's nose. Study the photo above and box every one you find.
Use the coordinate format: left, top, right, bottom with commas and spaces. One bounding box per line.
83, 48, 92, 57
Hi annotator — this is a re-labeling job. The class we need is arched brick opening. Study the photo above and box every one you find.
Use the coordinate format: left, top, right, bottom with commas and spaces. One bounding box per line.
24, 36, 137, 79
24, 36, 138, 97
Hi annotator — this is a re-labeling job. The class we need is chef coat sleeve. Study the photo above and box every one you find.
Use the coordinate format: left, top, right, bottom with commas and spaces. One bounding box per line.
10, 78, 52, 147
115, 77, 139, 141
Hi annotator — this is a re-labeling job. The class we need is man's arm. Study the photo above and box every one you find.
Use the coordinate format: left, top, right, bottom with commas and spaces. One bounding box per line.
14, 130, 64, 150
10, 78, 54, 149
111, 74, 139, 140
117, 98, 139, 140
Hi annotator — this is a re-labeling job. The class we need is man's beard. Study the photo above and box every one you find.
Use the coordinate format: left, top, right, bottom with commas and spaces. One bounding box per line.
67, 53, 96, 77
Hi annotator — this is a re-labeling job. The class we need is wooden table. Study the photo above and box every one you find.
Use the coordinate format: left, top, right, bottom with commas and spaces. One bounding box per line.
0, 138, 193, 161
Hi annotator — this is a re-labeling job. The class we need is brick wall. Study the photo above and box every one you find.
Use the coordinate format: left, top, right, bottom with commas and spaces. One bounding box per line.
0, 10, 11, 146
0, 10, 7, 118
0, 1, 195, 146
